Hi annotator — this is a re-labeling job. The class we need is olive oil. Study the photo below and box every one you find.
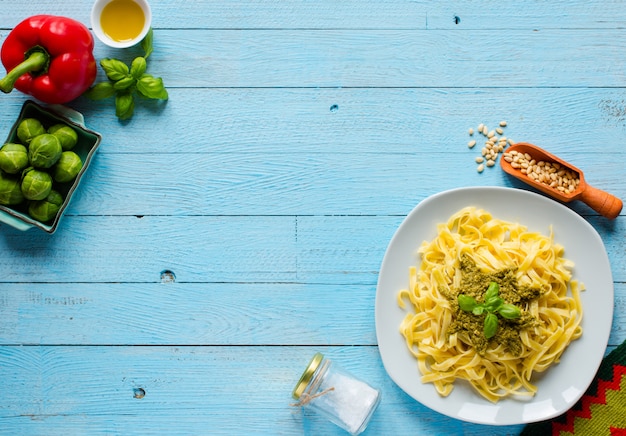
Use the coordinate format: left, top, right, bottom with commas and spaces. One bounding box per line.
100, 0, 145, 43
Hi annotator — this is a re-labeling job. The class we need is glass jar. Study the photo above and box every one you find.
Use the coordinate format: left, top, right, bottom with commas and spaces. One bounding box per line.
292, 353, 381, 435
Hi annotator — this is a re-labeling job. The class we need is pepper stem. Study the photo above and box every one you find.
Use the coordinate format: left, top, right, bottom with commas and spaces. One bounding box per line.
0, 51, 48, 94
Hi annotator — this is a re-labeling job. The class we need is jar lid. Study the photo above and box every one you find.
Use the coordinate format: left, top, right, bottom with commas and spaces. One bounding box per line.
292, 352, 324, 399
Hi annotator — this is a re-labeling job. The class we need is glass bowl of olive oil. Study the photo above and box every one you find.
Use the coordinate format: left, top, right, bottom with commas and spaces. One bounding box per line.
91, 0, 152, 48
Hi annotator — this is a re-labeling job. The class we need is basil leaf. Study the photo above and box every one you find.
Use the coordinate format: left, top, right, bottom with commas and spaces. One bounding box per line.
498, 304, 522, 320
84, 82, 116, 100
485, 297, 504, 313
458, 294, 477, 312
114, 76, 136, 91
100, 58, 130, 82
115, 92, 135, 120
485, 281, 499, 300
472, 306, 485, 315
130, 57, 147, 79
136, 75, 168, 100
483, 313, 498, 339
141, 28, 154, 59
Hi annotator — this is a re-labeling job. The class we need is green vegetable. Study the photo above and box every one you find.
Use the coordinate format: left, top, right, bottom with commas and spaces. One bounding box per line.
115, 92, 135, 120
484, 295, 504, 313
484, 313, 499, 339
1, 114, 90, 224
485, 281, 499, 300
86, 81, 116, 100
457, 281, 522, 339
16, 118, 45, 144
458, 294, 478, 312
53, 151, 83, 183
498, 304, 522, 320
28, 133, 62, 168
130, 56, 147, 79
136, 75, 168, 99
0, 171, 25, 205
28, 189, 64, 222
48, 124, 78, 150
100, 58, 129, 81
21, 168, 53, 200
85, 29, 168, 121
472, 305, 485, 315
141, 29, 153, 59
0, 143, 29, 174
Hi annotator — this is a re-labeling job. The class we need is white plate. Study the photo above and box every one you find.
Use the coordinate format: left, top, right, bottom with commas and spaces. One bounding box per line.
375, 187, 614, 425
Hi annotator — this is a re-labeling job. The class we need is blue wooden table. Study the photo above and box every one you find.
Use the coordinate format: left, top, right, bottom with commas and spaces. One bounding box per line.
1, 2, 624, 435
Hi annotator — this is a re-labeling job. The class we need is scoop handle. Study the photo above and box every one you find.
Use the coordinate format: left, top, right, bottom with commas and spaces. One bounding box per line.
580, 184, 623, 219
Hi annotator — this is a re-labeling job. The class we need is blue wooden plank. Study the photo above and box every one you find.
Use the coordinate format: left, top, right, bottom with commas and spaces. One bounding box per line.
0, 215, 623, 284
61, 88, 626, 157
0, 281, 623, 347
0, 345, 525, 435
0, 216, 297, 282
2, 1, 626, 30
30, 139, 626, 217
75, 29, 626, 88
1, 30, 615, 89
4, 88, 626, 166
0, 283, 377, 345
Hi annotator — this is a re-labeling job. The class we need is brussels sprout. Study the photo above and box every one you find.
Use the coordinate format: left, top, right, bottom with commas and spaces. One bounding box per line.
0, 171, 25, 205
48, 124, 78, 150
0, 143, 29, 174
28, 190, 64, 223
21, 168, 53, 201
16, 118, 45, 144
53, 151, 83, 183
28, 134, 62, 168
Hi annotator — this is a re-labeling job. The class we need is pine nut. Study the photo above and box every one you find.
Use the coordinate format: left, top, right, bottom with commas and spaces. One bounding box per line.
503, 149, 581, 194
467, 121, 513, 172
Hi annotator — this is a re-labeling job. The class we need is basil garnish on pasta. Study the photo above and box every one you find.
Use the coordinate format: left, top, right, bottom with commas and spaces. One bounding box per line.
458, 282, 521, 339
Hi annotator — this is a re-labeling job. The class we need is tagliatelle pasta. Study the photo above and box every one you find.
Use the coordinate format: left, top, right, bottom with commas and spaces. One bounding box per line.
397, 206, 583, 403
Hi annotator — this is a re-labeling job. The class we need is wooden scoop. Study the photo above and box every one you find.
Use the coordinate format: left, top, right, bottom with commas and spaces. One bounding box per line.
500, 142, 623, 219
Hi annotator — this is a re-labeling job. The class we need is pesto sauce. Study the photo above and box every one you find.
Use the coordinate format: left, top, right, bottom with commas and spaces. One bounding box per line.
446, 254, 540, 356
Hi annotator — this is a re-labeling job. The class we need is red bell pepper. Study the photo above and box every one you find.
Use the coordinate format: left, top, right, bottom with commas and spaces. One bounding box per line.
0, 15, 97, 104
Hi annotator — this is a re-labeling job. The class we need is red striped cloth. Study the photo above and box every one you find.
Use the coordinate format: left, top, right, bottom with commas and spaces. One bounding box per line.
522, 341, 626, 436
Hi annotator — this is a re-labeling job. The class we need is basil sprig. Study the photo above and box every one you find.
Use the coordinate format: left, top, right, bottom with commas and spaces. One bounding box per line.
85, 29, 168, 120
457, 282, 521, 339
